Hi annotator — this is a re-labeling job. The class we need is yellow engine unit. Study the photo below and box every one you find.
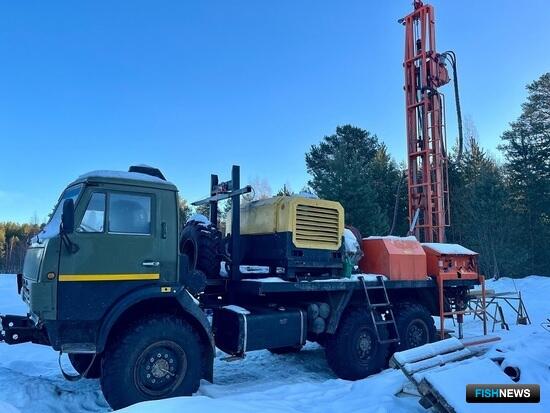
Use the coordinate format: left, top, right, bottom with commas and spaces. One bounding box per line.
229, 196, 345, 279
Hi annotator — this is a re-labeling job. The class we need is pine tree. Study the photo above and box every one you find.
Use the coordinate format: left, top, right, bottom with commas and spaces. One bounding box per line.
305, 125, 405, 236
0, 221, 41, 273
448, 137, 517, 277
498, 73, 550, 275
370, 146, 408, 236
276, 184, 293, 196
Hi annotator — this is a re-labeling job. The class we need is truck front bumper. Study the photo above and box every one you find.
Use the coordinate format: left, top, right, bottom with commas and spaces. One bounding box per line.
0, 314, 49, 345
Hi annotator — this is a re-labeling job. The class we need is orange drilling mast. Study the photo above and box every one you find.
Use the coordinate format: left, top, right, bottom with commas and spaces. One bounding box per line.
401, 0, 461, 243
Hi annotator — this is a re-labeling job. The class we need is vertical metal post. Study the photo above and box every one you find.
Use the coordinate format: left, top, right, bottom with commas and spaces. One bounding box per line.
438, 277, 445, 339
481, 275, 487, 335
210, 174, 218, 228
230, 165, 241, 281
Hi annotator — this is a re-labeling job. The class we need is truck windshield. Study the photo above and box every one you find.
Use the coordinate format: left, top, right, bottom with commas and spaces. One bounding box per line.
39, 184, 83, 239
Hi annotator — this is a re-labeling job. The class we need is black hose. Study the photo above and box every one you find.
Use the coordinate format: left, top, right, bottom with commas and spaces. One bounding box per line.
442, 51, 463, 162
436, 91, 447, 158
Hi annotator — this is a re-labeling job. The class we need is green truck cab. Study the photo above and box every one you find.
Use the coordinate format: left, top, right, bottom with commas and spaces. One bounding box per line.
2, 167, 214, 408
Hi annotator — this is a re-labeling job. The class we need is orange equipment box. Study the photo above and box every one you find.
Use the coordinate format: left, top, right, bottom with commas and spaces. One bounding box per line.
422, 243, 479, 280
359, 236, 427, 281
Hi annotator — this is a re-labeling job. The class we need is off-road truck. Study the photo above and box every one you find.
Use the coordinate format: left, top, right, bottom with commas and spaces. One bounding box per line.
0, 165, 480, 410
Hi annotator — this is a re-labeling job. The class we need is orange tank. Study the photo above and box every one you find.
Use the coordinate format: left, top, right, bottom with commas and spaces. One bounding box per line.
359, 236, 427, 280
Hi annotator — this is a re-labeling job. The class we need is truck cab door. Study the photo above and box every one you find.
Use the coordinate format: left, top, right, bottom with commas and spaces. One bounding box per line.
57, 186, 161, 347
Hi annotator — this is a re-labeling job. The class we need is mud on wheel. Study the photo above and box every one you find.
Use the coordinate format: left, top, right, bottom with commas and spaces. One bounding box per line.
100, 315, 203, 410
180, 219, 223, 277
325, 307, 389, 380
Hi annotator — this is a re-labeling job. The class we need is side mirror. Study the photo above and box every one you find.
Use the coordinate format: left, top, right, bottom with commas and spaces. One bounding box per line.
61, 198, 75, 234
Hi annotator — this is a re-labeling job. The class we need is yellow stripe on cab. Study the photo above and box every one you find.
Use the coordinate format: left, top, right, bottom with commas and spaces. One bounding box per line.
58, 273, 160, 282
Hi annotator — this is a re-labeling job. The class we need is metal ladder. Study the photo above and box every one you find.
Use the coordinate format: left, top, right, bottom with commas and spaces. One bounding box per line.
359, 276, 400, 345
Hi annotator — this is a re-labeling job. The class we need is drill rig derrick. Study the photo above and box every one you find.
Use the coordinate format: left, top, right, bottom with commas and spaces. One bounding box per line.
401, 0, 454, 243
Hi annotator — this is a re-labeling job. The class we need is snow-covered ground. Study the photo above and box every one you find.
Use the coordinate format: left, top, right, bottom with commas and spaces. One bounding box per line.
0, 274, 548, 412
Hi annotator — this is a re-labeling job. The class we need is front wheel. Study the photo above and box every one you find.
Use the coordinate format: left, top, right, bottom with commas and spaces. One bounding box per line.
100, 315, 203, 410
325, 307, 389, 380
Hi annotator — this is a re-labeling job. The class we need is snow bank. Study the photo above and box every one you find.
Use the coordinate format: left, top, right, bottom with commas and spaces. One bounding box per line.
121, 368, 415, 413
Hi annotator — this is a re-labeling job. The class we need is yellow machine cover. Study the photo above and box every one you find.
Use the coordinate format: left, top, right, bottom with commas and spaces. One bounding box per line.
227, 196, 344, 251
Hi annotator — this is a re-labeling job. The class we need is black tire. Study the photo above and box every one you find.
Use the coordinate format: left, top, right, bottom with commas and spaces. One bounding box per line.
180, 220, 222, 277
325, 307, 389, 380
68, 353, 102, 379
393, 302, 436, 352
268, 344, 303, 355
100, 315, 203, 410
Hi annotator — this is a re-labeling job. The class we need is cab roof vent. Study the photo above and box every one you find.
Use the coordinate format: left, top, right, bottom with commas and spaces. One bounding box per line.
128, 165, 166, 181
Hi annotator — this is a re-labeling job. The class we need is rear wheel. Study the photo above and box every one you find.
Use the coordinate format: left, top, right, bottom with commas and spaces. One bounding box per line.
325, 307, 389, 380
100, 315, 203, 410
393, 302, 436, 352
180, 220, 222, 277
68, 353, 101, 379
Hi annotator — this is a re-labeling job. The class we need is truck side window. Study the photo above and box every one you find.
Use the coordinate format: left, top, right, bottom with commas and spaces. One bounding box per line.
109, 194, 151, 235
78, 193, 106, 233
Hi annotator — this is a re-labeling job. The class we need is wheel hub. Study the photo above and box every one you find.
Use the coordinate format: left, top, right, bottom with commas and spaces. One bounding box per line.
357, 331, 373, 359
135, 341, 186, 397
407, 320, 428, 347
150, 357, 171, 379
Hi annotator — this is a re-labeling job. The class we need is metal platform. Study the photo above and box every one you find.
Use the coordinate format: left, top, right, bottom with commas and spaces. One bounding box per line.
230, 277, 478, 296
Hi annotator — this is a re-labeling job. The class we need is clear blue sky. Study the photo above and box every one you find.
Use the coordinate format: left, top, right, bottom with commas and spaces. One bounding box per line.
1, 0, 549, 223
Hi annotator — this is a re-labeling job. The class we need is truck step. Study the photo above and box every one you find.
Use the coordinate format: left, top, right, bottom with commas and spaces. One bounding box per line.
220, 354, 246, 362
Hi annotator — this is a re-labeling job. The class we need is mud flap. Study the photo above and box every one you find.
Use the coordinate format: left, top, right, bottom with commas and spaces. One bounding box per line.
58, 352, 99, 382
